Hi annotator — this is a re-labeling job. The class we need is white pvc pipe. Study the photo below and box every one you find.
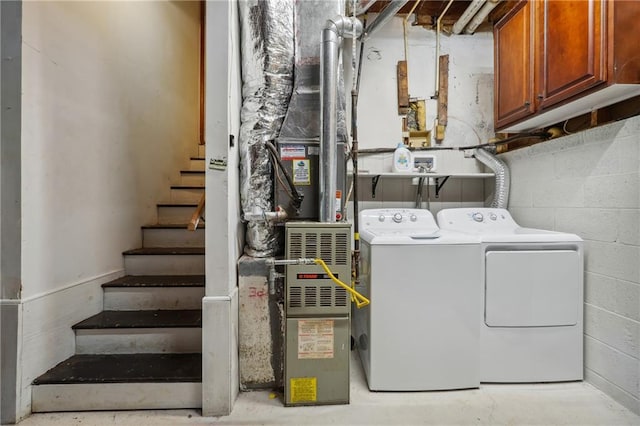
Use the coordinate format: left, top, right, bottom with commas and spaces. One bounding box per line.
452, 0, 486, 34
465, 0, 500, 34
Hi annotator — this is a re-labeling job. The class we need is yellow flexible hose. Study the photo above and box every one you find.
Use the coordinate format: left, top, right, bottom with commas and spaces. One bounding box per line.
314, 259, 370, 309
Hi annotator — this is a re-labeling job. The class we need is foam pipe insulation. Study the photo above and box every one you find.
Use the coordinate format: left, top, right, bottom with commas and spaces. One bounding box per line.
238, 0, 294, 257
474, 148, 510, 208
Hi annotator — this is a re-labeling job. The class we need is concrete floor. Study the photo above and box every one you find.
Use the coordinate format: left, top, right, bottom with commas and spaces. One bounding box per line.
16, 353, 640, 426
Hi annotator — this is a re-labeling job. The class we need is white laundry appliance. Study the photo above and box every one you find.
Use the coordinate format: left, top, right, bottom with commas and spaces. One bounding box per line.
354, 208, 482, 391
437, 208, 584, 383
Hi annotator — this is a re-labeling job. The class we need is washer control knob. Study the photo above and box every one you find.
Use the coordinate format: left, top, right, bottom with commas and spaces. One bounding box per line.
489, 213, 497, 221
410, 214, 418, 222
392, 213, 403, 223
472, 212, 484, 222
378, 215, 386, 222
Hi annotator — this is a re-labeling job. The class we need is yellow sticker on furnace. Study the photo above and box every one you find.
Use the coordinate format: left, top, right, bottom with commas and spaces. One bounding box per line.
290, 377, 317, 403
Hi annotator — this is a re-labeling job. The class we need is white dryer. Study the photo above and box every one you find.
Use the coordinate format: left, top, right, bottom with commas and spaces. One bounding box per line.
355, 208, 481, 391
437, 208, 583, 383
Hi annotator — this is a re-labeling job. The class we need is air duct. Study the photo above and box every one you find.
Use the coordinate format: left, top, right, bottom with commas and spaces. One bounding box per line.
238, 0, 294, 257
320, 15, 362, 222
474, 148, 510, 209
360, 0, 408, 41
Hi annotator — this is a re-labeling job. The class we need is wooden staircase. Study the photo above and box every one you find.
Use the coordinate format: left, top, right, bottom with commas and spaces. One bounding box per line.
31, 148, 207, 412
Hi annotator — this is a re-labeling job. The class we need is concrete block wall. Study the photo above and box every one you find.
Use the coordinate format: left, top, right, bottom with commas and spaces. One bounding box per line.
500, 116, 640, 415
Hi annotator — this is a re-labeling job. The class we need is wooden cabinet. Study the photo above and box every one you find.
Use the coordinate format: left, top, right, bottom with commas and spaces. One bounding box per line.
494, 0, 640, 132
494, 1, 534, 129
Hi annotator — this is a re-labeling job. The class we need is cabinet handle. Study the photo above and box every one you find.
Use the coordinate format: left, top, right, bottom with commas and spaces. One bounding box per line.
537, 94, 544, 100
524, 101, 531, 106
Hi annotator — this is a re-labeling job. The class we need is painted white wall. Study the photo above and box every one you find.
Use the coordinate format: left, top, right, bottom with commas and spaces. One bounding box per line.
18, 1, 200, 419
21, 0, 200, 299
347, 17, 494, 216
202, 0, 242, 416
501, 116, 640, 415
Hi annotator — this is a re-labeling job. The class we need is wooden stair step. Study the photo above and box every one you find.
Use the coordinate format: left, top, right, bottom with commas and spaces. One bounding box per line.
102, 275, 204, 288
123, 247, 204, 256
33, 353, 202, 385
73, 310, 201, 330
141, 223, 205, 229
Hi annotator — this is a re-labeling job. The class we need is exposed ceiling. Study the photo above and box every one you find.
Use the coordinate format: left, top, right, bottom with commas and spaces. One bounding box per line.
364, 1, 518, 31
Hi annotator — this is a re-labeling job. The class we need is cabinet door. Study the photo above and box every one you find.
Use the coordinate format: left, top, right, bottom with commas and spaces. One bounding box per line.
536, 0, 606, 110
494, 1, 535, 130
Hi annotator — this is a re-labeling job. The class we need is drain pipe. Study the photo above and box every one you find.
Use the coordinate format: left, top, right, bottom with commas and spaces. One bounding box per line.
452, 0, 486, 34
320, 16, 362, 222
465, 0, 501, 34
474, 147, 510, 208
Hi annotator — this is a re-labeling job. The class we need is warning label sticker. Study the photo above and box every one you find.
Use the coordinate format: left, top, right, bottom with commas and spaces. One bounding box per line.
290, 377, 317, 403
280, 145, 306, 160
293, 159, 311, 185
298, 319, 334, 359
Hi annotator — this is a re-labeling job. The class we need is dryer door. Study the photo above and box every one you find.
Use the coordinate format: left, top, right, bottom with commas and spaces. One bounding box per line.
485, 250, 581, 327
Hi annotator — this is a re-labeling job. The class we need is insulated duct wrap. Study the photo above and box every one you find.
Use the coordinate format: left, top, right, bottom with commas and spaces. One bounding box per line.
239, 0, 294, 257
474, 148, 510, 209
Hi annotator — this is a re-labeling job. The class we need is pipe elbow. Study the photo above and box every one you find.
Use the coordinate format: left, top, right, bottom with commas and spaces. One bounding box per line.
325, 15, 363, 39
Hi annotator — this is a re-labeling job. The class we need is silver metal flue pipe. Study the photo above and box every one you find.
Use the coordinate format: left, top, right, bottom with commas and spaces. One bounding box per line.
361, 0, 409, 41
320, 15, 362, 223
474, 148, 510, 209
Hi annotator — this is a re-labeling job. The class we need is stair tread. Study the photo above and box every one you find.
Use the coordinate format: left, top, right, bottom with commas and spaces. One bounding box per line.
157, 202, 198, 207
102, 275, 205, 288
190, 157, 205, 161
171, 185, 204, 189
180, 170, 205, 174
123, 247, 205, 255
141, 223, 205, 229
33, 353, 202, 385
73, 310, 202, 329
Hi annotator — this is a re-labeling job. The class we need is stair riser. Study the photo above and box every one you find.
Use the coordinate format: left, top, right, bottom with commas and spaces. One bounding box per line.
124, 255, 205, 275
198, 145, 205, 158
75, 328, 202, 354
32, 382, 202, 412
189, 159, 205, 171
103, 287, 204, 310
142, 228, 205, 248
157, 206, 196, 224
171, 188, 204, 203
181, 174, 205, 186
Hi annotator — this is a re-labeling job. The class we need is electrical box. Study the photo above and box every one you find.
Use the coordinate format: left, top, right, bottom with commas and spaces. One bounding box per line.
275, 139, 346, 221
284, 222, 351, 406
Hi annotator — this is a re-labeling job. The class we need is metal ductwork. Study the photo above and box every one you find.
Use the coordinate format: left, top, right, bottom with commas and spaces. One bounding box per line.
238, 0, 294, 257
474, 148, 510, 209
360, 0, 408, 41
320, 15, 362, 222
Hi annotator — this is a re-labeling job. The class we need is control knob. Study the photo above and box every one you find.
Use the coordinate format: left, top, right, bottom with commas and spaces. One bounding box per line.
489, 213, 497, 221
472, 212, 484, 222
410, 214, 417, 222
392, 213, 403, 223
378, 215, 386, 222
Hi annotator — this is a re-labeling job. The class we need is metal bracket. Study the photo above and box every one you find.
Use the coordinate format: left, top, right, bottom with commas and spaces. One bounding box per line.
209, 157, 227, 171
434, 176, 450, 198
371, 175, 381, 198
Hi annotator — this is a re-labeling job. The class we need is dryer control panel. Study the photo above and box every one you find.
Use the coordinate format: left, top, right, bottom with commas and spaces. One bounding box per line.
437, 208, 519, 233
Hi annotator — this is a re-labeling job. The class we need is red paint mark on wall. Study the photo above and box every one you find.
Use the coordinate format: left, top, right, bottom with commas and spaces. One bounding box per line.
248, 286, 267, 298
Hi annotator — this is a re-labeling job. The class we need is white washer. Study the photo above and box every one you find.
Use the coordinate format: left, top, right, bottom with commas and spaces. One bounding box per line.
437, 208, 584, 383
354, 208, 481, 391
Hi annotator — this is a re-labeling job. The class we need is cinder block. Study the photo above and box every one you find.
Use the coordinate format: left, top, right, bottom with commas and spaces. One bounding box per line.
586, 241, 640, 283
508, 207, 555, 230
585, 304, 639, 359
532, 177, 585, 208
461, 179, 485, 202
618, 210, 640, 246
585, 336, 639, 398
584, 173, 640, 209
505, 178, 535, 208
585, 272, 617, 309
554, 208, 617, 242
